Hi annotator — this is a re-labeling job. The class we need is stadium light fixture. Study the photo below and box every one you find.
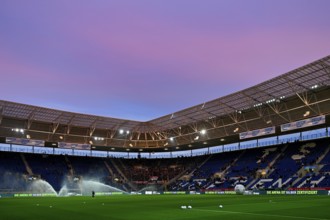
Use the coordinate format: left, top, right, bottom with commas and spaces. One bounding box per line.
233, 127, 239, 133
311, 85, 319, 89
266, 98, 276, 104
129, 143, 133, 147
119, 129, 130, 135
26, 134, 31, 139
194, 135, 200, 140
93, 137, 104, 141
304, 111, 310, 117
200, 129, 206, 135
59, 135, 63, 140
12, 128, 24, 134
169, 137, 174, 141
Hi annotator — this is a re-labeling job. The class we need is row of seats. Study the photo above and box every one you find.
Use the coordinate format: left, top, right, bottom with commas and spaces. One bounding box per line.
0, 138, 330, 193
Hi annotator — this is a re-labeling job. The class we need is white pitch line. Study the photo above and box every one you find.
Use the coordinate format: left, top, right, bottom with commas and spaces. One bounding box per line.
193, 208, 330, 220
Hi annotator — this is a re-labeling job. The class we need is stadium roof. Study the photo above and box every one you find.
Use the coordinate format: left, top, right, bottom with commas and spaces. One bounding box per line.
1, 55, 330, 151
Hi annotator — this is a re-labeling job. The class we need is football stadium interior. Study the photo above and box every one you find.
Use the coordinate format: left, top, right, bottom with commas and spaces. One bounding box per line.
0, 55, 329, 197
0, 55, 330, 198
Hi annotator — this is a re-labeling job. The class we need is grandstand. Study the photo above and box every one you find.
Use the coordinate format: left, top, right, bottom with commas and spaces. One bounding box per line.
0, 55, 330, 195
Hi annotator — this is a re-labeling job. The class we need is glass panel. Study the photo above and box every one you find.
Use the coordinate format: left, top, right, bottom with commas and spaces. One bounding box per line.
54, 148, 73, 155
108, 151, 128, 158
74, 149, 91, 157
0, 143, 10, 151
171, 150, 191, 158
150, 152, 171, 159
91, 150, 107, 157
278, 132, 300, 144
192, 147, 208, 156
301, 127, 327, 141
209, 145, 223, 154
240, 140, 257, 149
11, 144, 33, 153
139, 152, 149, 159
128, 152, 138, 159
33, 146, 53, 154
258, 136, 278, 147
223, 143, 239, 152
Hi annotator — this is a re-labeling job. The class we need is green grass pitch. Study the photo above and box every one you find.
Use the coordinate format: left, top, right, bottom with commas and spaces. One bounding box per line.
1, 194, 330, 220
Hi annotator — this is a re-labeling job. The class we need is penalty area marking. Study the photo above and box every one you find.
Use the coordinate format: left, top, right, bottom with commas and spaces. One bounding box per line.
193, 208, 330, 220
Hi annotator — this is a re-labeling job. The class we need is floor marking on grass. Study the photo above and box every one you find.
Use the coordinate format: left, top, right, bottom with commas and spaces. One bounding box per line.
193, 208, 330, 220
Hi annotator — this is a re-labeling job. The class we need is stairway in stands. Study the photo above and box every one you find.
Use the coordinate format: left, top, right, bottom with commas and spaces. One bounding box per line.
20, 153, 33, 175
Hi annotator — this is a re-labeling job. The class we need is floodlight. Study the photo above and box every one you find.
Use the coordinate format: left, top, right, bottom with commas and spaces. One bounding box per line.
304, 111, 310, 117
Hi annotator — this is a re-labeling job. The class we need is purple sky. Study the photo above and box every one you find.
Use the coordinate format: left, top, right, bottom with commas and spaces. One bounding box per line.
1, 0, 330, 121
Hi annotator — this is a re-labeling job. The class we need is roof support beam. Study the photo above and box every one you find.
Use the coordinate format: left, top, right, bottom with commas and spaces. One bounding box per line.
267, 102, 290, 123
27, 108, 36, 129
320, 61, 330, 79
295, 91, 320, 116
66, 115, 75, 134
0, 106, 3, 125
52, 123, 60, 134
89, 117, 99, 137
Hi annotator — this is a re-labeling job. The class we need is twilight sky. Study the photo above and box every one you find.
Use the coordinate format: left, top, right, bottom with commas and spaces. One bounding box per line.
1, 0, 330, 121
